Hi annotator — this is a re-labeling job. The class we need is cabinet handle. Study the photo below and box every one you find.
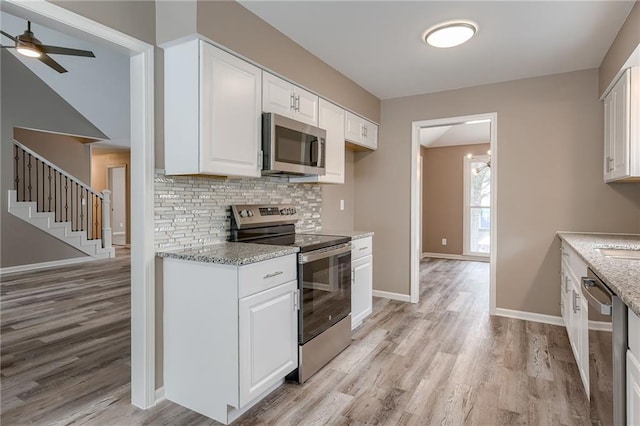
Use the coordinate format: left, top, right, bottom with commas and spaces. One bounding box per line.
608, 157, 614, 172
295, 95, 300, 112
263, 271, 283, 279
359, 246, 369, 251
572, 290, 580, 313
290, 94, 296, 110
293, 289, 299, 311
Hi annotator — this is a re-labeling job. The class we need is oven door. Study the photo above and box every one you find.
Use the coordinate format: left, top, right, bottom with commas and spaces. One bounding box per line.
298, 243, 351, 344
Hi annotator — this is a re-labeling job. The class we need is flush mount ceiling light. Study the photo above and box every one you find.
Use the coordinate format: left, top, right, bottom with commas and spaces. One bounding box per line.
424, 21, 477, 48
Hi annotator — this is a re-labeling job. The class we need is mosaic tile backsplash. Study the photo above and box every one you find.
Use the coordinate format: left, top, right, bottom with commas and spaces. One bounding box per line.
154, 171, 322, 251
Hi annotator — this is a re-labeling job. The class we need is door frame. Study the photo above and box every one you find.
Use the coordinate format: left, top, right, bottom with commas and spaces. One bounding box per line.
106, 164, 128, 245
410, 113, 497, 315
5, 0, 156, 408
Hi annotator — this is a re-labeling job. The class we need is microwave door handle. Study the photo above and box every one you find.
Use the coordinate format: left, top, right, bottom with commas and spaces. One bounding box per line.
318, 138, 325, 168
309, 138, 318, 165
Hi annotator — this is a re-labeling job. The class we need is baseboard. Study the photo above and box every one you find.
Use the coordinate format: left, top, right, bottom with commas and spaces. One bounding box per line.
155, 386, 166, 404
589, 320, 612, 332
421, 252, 489, 263
494, 308, 564, 326
0, 256, 95, 275
372, 290, 411, 303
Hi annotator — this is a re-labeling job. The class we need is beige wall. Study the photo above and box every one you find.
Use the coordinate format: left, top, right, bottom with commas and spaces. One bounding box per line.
355, 68, 640, 316
599, 1, 640, 97
422, 144, 490, 255
321, 151, 355, 231
91, 149, 131, 245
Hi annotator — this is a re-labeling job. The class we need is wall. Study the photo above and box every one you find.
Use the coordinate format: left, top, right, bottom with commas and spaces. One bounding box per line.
599, 1, 640, 97
421, 144, 490, 255
1, 51, 107, 268
321, 150, 355, 231
154, 173, 322, 251
91, 149, 131, 245
355, 68, 640, 316
14, 128, 92, 184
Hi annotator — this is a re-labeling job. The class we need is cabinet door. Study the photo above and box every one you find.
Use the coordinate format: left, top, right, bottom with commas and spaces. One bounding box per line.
361, 120, 378, 150
239, 280, 298, 407
604, 91, 614, 181
628, 350, 640, 426
319, 99, 345, 183
263, 71, 294, 118
293, 86, 318, 126
351, 254, 373, 330
200, 43, 261, 177
345, 111, 363, 144
611, 71, 630, 180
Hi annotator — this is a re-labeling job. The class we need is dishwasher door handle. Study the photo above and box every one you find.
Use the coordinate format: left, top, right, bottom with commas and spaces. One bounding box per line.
581, 277, 613, 316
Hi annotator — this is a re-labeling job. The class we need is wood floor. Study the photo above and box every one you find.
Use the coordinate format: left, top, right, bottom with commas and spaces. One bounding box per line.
1, 255, 590, 425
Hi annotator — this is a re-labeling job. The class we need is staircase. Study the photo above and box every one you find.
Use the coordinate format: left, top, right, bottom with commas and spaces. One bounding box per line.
8, 141, 114, 259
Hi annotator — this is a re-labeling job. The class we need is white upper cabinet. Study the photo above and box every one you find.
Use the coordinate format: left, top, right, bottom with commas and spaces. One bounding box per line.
603, 67, 639, 182
263, 71, 318, 126
164, 40, 262, 177
290, 99, 345, 184
345, 111, 378, 150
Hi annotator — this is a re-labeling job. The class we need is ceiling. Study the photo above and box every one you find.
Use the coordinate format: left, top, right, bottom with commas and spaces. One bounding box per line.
1, 11, 130, 149
420, 122, 490, 148
239, 1, 635, 100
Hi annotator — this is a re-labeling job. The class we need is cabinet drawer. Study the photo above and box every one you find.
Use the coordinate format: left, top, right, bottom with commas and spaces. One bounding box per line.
351, 237, 373, 260
239, 254, 297, 298
561, 242, 588, 279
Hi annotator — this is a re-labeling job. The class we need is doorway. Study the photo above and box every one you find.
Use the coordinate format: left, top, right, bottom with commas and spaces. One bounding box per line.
4, 0, 156, 408
463, 154, 491, 257
410, 113, 497, 315
107, 165, 128, 246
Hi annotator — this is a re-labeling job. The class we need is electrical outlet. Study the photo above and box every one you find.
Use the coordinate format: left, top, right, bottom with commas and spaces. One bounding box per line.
340, 200, 345, 211
442, 238, 447, 246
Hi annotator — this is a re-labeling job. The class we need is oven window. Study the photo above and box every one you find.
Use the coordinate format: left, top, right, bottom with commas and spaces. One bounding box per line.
275, 126, 319, 166
300, 252, 351, 343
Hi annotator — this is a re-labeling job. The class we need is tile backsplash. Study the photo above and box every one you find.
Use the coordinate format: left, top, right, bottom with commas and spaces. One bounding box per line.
154, 171, 322, 251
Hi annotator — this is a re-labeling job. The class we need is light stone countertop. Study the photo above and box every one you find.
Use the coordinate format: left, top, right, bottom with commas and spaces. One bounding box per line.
311, 230, 374, 240
157, 242, 299, 266
557, 232, 640, 316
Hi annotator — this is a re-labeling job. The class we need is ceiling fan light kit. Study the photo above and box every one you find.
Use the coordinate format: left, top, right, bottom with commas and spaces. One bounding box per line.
1, 20, 95, 73
424, 20, 478, 48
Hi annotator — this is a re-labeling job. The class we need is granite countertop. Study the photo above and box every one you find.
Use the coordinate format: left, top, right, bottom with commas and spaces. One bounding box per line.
557, 232, 640, 316
157, 242, 299, 266
312, 230, 374, 240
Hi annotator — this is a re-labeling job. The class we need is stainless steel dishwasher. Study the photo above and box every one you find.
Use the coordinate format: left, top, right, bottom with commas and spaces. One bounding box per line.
581, 269, 627, 426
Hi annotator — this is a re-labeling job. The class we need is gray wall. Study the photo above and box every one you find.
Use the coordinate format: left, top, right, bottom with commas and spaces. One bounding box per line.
356, 68, 640, 316
321, 150, 356, 231
1, 51, 107, 268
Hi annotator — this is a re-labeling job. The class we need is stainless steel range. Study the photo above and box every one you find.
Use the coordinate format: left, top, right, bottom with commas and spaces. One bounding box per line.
230, 204, 352, 383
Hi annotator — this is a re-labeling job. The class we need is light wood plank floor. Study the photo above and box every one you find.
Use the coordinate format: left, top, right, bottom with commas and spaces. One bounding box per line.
1, 255, 590, 425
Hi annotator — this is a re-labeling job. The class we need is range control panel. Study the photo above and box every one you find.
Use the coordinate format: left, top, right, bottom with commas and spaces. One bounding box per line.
231, 204, 299, 229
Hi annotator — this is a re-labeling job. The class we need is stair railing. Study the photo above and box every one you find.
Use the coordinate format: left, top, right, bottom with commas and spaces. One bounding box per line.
12, 140, 112, 250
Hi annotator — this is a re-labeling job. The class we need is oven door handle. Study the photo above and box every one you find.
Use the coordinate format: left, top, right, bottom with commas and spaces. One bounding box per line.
299, 243, 351, 264
581, 276, 613, 316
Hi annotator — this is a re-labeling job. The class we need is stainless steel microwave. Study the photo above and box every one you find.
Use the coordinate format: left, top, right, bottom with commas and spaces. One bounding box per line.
262, 113, 326, 176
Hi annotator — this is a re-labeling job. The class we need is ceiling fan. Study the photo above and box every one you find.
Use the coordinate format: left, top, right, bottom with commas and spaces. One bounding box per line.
0, 21, 95, 73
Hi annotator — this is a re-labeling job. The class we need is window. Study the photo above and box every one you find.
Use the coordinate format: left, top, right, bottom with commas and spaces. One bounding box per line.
464, 154, 490, 256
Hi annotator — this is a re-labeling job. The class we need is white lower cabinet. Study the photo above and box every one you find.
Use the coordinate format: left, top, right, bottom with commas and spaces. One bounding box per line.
163, 254, 298, 424
560, 242, 589, 395
628, 309, 640, 425
351, 237, 373, 330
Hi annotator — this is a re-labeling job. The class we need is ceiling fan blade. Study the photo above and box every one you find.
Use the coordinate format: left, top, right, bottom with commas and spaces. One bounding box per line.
0, 30, 17, 42
37, 53, 67, 73
41, 45, 95, 58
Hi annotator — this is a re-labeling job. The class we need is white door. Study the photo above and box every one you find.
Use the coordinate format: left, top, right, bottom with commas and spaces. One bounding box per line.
361, 120, 378, 150
463, 154, 491, 257
318, 99, 345, 183
351, 255, 373, 330
293, 86, 318, 126
628, 350, 640, 426
604, 90, 614, 181
107, 165, 127, 246
239, 281, 298, 407
200, 42, 261, 177
262, 71, 294, 118
611, 70, 630, 180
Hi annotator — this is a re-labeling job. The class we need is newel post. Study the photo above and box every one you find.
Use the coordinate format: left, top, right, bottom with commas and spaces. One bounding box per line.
102, 189, 112, 249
